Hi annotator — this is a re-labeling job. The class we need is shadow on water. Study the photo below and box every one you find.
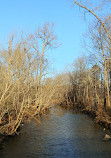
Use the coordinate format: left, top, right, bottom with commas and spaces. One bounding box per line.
1, 106, 111, 158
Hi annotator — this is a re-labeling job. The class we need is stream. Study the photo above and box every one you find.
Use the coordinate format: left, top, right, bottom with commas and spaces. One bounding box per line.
0, 106, 111, 158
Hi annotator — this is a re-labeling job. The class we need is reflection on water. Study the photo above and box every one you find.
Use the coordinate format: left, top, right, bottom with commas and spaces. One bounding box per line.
1, 106, 111, 158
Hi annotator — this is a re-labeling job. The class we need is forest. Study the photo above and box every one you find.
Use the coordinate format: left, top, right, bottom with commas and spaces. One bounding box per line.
0, 0, 111, 137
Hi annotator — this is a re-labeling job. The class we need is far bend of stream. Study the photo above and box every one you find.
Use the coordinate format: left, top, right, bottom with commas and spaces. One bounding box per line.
1, 106, 111, 158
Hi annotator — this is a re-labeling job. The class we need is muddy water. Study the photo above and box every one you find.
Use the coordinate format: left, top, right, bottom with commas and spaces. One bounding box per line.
1, 106, 111, 158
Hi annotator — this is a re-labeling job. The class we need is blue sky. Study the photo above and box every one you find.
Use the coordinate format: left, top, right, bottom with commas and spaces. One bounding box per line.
0, 0, 87, 73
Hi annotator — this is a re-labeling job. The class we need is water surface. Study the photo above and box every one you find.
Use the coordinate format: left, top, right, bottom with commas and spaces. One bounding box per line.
1, 106, 111, 158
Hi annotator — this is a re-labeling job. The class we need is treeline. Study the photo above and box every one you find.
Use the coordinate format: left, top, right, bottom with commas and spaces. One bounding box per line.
59, 0, 111, 126
0, 23, 60, 135
63, 52, 111, 126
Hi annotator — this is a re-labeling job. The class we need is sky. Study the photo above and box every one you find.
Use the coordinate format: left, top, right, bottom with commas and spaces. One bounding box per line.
0, 0, 88, 74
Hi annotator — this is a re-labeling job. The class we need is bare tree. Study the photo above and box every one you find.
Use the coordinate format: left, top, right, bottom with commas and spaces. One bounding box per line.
73, 0, 111, 108
0, 23, 59, 135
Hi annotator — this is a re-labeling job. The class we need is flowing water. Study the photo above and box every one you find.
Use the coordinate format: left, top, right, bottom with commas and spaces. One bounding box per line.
1, 106, 111, 158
